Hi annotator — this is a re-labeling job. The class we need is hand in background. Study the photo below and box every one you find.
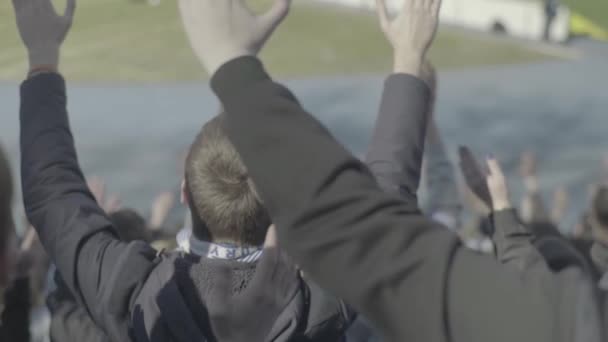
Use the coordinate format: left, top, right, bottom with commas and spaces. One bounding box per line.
459, 147, 512, 213
485, 156, 511, 212
550, 186, 569, 224
519, 151, 539, 193
149, 191, 176, 230
178, 0, 292, 75
375, 0, 442, 76
87, 176, 122, 213
12, 0, 76, 72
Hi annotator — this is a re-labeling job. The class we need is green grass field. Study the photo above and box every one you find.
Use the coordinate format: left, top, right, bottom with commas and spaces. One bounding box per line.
0, 0, 553, 82
563, 0, 608, 30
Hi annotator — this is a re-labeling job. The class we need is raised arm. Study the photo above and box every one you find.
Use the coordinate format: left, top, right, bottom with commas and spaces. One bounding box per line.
13, 1, 157, 340
459, 147, 546, 270
365, 73, 430, 206
179, 1, 601, 341
364, 2, 433, 207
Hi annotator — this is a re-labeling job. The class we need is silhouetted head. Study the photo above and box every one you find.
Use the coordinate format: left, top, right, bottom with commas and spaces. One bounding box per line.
183, 114, 270, 246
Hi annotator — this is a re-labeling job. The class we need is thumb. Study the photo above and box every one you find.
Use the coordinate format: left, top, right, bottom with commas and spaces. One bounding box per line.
258, 0, 291, 35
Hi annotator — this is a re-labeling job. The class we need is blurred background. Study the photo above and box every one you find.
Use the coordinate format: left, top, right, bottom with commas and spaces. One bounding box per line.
0, 0, 607, 230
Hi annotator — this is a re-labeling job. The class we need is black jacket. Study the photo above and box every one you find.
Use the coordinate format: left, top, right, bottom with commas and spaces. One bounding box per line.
0, 277, 30, 342
19, 73, 351, 342
47, 270, 109, 342
365, 74, 430, 200
345, 73, 433, 342
491, 209, 596, 276
212, 56, 603, 342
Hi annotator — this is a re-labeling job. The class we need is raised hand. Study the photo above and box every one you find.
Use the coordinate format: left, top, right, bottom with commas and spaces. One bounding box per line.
178, 0, 292, 75
519, 151, 540, 192
550, 186, 569, 224
459, 147, 512, 212
11, 0, 76, 72
485, 156, 511, 211
86, 177, 122, 213
149, 191, 175, 230
375, 0, 442, 75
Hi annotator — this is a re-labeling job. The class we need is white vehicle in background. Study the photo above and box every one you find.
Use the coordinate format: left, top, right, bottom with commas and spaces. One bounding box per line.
318, 0, 571, 42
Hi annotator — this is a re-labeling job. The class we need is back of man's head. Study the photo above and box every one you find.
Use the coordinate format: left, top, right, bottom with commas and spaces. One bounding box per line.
593, 186, 608, 228
185, 114, 270, 246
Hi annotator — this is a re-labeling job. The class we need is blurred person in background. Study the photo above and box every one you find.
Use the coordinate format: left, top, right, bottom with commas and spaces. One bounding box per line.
589, 186, 608, 287
460, 147, 590, 274
0, 144, 33, 342
460, 147, 545, 271
543, 0, 559, 41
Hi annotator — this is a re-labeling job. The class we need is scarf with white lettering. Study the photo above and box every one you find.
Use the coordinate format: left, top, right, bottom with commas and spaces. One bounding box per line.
176, 227, 263, 263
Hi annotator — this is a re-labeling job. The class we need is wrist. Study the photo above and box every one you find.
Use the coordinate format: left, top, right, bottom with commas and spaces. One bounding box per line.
201, 48, 254, 77
28, 65, 58, 78
393, 49, 424, 76
28, 45, 60, 72
492, 199, 512, 212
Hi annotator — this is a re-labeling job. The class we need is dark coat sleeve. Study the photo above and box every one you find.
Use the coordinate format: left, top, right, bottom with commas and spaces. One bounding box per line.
47, 271, 108, 342
490, 209, 546, 270
49, 303, 109, 342
491, 208, 593, 276
19, 73, 159, 342
364, 74, 430, 206
211, 56, 602, 342
0, 277, 31, 342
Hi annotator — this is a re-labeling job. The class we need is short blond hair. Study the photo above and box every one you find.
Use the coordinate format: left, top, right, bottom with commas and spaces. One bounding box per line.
185, 115, 270, 246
